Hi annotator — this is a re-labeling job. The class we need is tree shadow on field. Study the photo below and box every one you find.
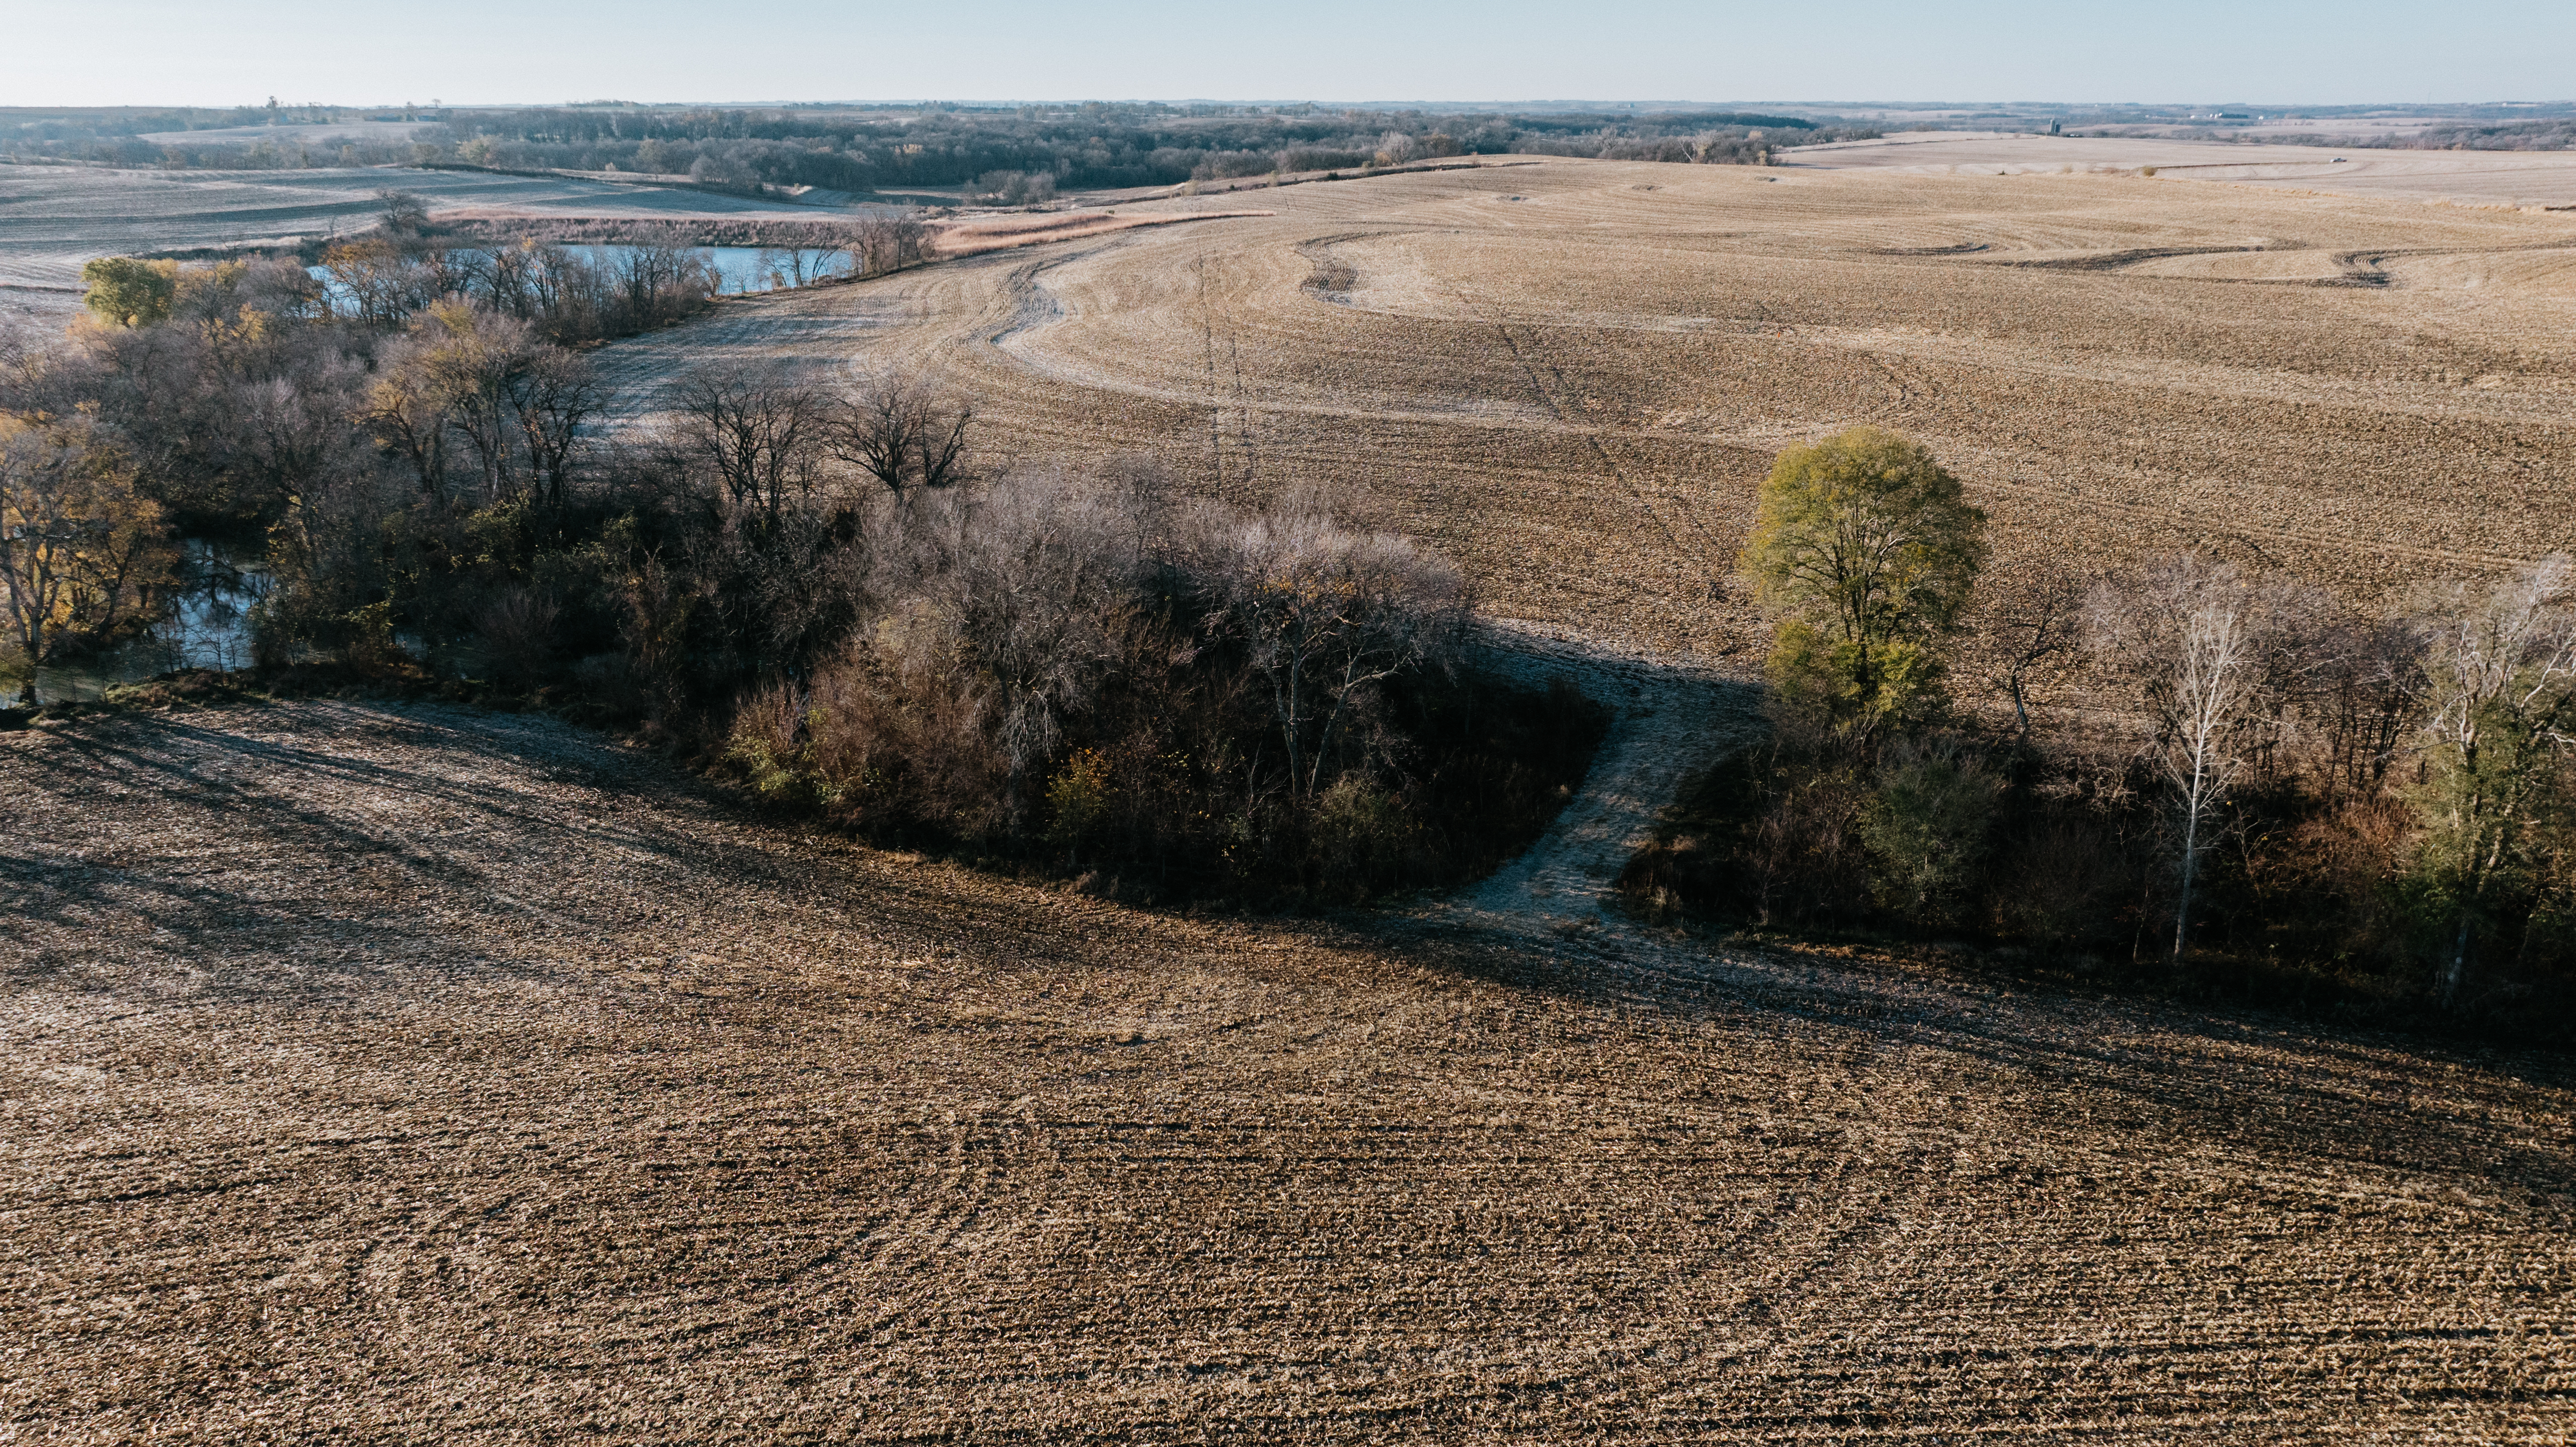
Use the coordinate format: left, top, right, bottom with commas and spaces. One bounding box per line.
1393, 906, 2576, 1205
0, 702, 815, 996
1, 699, 1123, 1010
1363, 618, 2576, 1204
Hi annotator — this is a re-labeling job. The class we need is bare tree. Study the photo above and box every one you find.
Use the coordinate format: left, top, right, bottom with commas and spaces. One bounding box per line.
319, 238, 436, 330
610, 231, 720, 327
2411, 555, 2576, 1003
375, 189, 429, 236
935, 472, 1145, 779
1982, 563, 2088, 743
1190, 504, 1467, 799
2304, 612, 2424, 797
824, 374, 973, 500
508, 348, 599, 510
662, 367, 831, 529
752, 243, 838, 290
842, 216, 929, 279
234, 353, 366, 506
363, 305, 596, 509
2089, 554, 2312, 964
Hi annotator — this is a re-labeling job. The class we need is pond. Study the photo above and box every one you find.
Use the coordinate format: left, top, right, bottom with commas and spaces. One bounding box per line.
28, 539, 266, 704
308, 245, 853, 308
530, 244, 856, 295
684, 245, 856, 295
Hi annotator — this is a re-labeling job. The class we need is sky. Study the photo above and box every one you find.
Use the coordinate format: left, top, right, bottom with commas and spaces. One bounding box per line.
3, 0, 2569, 108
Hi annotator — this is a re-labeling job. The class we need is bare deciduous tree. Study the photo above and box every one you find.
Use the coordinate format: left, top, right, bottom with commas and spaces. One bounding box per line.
936, 472, 1144, 778
843, 216, 930, 279
825, 374, 973, 500
237, 360, 365, 505
365, 304, 597, 508
508, 348, 599, 511
375, 189, 429, 235
1191, 505, 1467, 799
1981, 563, 2088, 743
2090, 554, 2313, 963
2305, 612, 2423, 796
662, 368, 831, 529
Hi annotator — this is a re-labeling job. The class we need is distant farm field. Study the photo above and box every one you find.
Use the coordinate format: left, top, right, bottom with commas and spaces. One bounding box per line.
571, 156, 2576, 677
1783, 130, 2576, 209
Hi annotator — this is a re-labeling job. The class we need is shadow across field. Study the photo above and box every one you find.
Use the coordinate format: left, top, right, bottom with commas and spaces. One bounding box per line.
4, 700, 2571, 1442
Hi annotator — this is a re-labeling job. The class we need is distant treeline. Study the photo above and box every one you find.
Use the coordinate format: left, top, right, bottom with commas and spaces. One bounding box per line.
2378, 118, 2576, 152
2, 104, 1877, 187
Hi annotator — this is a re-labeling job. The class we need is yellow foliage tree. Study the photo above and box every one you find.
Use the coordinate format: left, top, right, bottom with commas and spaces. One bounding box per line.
0, 415, 176, 705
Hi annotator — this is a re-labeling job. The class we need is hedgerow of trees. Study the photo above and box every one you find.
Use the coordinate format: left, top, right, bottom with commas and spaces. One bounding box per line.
1627, 425, 2576, 1037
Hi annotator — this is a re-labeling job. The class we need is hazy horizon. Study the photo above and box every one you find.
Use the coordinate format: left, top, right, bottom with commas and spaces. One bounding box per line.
13, 99, 2571, 113
7, 0, 2568, 110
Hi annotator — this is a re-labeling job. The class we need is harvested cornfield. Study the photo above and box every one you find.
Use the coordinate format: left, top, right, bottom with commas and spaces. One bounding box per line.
590, 156, 2576, 676
16, 156, 2576, 1441
4, 701, 2572, 1441
930, 208, 1275, 258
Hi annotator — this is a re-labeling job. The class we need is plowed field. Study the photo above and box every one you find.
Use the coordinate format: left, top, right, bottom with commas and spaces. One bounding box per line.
597, 156, 2576, 670
16, 158, 2576, 1440
6, 703, 2572, 1440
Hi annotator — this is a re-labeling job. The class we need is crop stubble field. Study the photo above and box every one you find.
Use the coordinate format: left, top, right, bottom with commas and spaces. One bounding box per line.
592, 156, 2576, 673
5, 702, 2572, 1440
11, 157, 2576, 1438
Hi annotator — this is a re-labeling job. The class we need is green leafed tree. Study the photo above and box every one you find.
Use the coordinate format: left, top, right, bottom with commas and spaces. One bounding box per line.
1739, 427, 1987, 743
79, 257, 177, 328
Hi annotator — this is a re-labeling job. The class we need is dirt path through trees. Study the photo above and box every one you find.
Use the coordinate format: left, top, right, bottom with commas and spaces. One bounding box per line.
1426, 619, 1756, 923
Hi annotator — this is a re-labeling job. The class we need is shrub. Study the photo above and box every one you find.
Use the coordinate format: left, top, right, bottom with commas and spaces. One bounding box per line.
1046, 748, 1113, 861
1308, 776, 1421, 899
1861, 737, 2002, 928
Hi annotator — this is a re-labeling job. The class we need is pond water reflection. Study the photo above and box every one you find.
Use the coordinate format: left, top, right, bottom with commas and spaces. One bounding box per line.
30, 539, 266, 703
682, 246, 856, 294
308, 245, 853, 307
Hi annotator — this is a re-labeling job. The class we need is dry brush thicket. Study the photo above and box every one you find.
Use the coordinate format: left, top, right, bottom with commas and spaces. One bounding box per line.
5, 701, 2572, 1440
5, 202, 1599, 910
